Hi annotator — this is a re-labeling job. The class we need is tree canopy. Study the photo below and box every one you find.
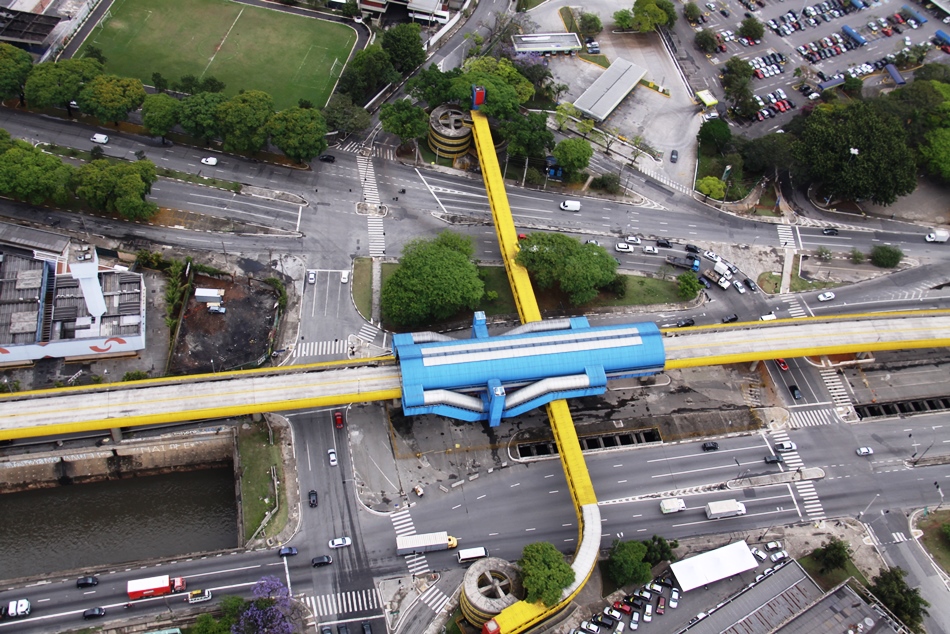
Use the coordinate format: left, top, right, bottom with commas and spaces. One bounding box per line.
179, 91, 228, 145
697, 175, 726, 199
0, 43, 33, 104
813, 537, 849, 573
738, 16, 764, 40
462, 57, 535, 103
268, 107, 328, 163
698, 119, 731, 153
502, 112, 555, 157
216, 90, 275, 153
519, 542, 575, 606
381, 231, 485, 328
322, 93, 371, 135
870, 567, 929, 632
580, 12, 603, 35
552, 137, 593, 175
338, 44, 400, 105
515, 232, 617, 305
0, 141, 75, 205
381, 22, 426, 73
793, 101, 916, 205
75, 159, 158, 220
695, 29, 718, 54
406, 65, 463, 107
607, 539, 652, 586
141, 93, 181, 143
77, 74, 147, 125
379, 99, 429, 146
870, 245, 903, 268
683, 2, 702, 22
633, 0, 672, 31
614, 8, 635, 30
24, 58, 103, 114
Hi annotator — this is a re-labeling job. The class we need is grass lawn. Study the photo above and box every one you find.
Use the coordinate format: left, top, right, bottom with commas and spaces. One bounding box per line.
352, 258, 374, 320
758, 255, 837, 294
238, 420, 287, 540
798, 553, 870, 591
79, 0, 355, 110
591, 275, 681, 307
918, 509, 950, 575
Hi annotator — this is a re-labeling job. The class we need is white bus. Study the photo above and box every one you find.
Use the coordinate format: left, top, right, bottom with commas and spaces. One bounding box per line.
457, 547, 489, 564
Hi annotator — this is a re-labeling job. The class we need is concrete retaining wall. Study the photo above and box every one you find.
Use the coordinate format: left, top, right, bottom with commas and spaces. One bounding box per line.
0, 430, 234, 493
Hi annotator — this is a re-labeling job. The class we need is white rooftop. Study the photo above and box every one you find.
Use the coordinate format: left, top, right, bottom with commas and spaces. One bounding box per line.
670, 541, 759, 592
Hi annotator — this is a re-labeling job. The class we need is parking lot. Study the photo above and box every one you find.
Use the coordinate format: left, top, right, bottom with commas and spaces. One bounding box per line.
688, 0, 950, 134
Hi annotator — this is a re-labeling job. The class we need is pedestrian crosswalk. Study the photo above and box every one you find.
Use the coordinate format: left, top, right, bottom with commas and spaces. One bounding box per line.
776, 225, 796, 249
356, 156, 380, 205
367, 216, 386, 257
770, 430, 826, 521
391, 510, 430, 575
418, 585, 451, 613
336, 141, 396, 161
303, 587, 381, 617
636, 166, 693, 195
781, 295, 807, 318
819, 368, 853, 408
790, 407, 838, 428
294, 339, 348, 359
357, 323, 379, 344
867, 527, 910, 545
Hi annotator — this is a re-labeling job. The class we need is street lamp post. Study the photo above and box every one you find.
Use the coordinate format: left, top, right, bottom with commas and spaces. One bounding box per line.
858, 493, 880, 519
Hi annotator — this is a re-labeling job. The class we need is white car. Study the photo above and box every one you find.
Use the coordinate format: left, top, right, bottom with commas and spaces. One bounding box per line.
644, 604, 653, 622
307, 271, 316, 284
766, 540, 783, 551
585, 239, 601, 247
733, 280, 746, 294
200, 157, 218, 166
643, 246, 658, 255
775, 441, 797, 452
616, 243, 634, 253
630, 611, 640, 629
817, 291, 835, 302
603, 607, 623, 620
770, 550, 789, 563
341, 270, 349, 284
625, 235, 641, 244
579, 621, 600, 634
328, 537, 352, 548
856, 446, 874, 456
669, 588, 680, 608
750, 547, 767, 561
703, 250, 720, 262
904, 36, 912, 46
327, 448, 338, 466
90, 133, 109, 144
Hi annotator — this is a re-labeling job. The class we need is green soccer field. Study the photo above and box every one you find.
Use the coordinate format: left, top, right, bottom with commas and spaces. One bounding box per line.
78, 0, 356, 110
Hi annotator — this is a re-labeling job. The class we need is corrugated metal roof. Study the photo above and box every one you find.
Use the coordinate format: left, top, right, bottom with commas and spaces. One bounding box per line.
574, 58, 647, 121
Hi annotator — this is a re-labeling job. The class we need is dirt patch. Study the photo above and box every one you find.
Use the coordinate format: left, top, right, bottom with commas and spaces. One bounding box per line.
169, 275, 280, 374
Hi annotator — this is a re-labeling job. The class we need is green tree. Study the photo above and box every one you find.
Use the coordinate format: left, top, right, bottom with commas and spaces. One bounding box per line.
381, 231, 484, 328
870, 245, 903, 268
338, 44, 400, 105
516, 233, 579, 290
580, 12, 603, 35
793, 101, 916, 205
341, 0, 360, 16
77, 75, 147, 125
151, 72, 169, 93
677, 272, 701, 299
914, 63, 950, 83
560, 241, 617, 305
738, 17, 764, 41
683, 2, 702, 22
552, 137, 593, 175
322, 93, 371, 136
515, 233, 616, 305
813, 537, 850, 573
843, 75, 863, 97
518, 542, 575, 607
919, 127, 950, 181
0, 43, 34, 106
382, 23, 426, 73
607, 539, 652, 586
179, 91, 228, 144
655, 0, 678, 26
554, 102, 581, 131
0, 142, 75, 205
641, 535, 679, 566
84, 45, 107, 64
722, 57, 754, 106
449, 72, 521, 119
698, 119, 731, 153
590, 172, 622, 194
462, 57, 535, 103
850, 248, 865, 263
695, 29, 719, 54
141, 93, 181, 144
614, 8, 635, 30
697, 175, 726, 199
816, 245, 832, 261
633, 0, 669, 31
741, 132, 794, 174
406, 65, 463, 107
869, 567, 929, 632
379, 99, 428, 147
502, 112, 554, 157
24, 58, 103, 116
75, 159, 158, 220
216, 90, 275, 153
268, 107, 328, 163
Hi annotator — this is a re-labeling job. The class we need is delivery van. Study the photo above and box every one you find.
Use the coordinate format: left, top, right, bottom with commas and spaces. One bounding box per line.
559, 200, 581, 212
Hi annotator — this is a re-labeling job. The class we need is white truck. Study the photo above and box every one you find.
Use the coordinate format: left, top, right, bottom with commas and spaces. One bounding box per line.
396, 531, 458, 555
705, 499, 746, 519
713, 260, 733, 279
925, 229, 949, 243
660, 498, 687, 514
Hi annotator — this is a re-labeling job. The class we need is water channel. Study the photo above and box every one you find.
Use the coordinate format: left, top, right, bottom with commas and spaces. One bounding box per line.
0, 469, 238, 580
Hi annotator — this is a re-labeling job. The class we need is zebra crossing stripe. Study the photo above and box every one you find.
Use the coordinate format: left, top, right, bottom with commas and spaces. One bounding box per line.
358, 323, 379, 343
367, 217, 386, 257
420, 586, 451, 612
308, 588, 381, 616
294, 340, 348, 358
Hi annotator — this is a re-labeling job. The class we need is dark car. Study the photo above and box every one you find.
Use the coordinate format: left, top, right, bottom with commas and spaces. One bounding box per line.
822, 227, 839, 235
789, 384, 803, 399
361, 623, 373, 634
318, 154, 336, 163
765, 454, 784, 464
279, 546, 298, 557
656, 238, 672, 248
322, 628, 333, 634
702, 441, 720, 451
334, 411, 344, 428
677, 318, 695, 328
76, 576, 99, 588
83, 607, 106, 619
720, 8, 730, 17
670, 149, 679, 163
685, 244, 700, 253
338, 625, 349, 634
721, 313, 739, 323
591, 614, 616, 627
744, 278, 759, 292
697, 275, 712, 289
309, 490, 318, 507
312, 555, 333, 567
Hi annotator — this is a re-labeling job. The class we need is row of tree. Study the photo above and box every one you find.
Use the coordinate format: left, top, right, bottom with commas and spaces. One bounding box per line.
695, 63, 950, 205
614, 0, 678, 33
337, 23, 428, 105
0, 129, 158, 219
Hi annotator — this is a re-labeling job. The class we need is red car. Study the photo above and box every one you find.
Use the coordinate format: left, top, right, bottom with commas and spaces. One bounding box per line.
657, 596, 667, 615
334, 411, 344, 428
612, 601, 633, 615
776, 359, 789, 371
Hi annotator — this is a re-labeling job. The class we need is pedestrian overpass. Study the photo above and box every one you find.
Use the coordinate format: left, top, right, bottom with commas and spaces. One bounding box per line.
1, 111, 949, 634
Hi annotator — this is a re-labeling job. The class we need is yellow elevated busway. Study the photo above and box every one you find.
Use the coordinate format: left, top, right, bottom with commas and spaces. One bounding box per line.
471, 110, 601, 634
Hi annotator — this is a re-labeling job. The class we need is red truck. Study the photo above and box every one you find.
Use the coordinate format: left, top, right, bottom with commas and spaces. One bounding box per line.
127, 575, 186, 600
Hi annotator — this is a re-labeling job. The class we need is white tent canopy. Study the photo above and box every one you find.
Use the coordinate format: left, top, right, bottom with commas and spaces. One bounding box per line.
670, 541, 759, 592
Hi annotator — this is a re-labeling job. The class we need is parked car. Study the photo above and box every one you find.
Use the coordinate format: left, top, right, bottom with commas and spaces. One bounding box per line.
670, 150, 679, 163
657, 597, 667, 615
770, 550, 789, 562
751, 547, 768, 560
766, 540, 783, 551
308, 270, 316, 284
669, 588, 680, 608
